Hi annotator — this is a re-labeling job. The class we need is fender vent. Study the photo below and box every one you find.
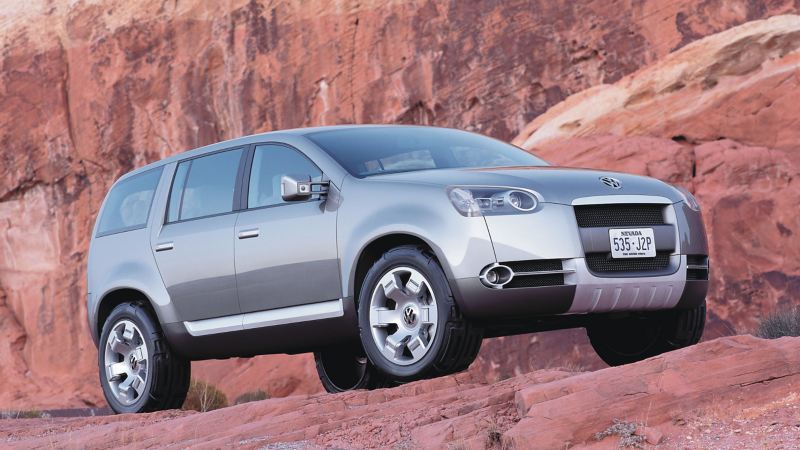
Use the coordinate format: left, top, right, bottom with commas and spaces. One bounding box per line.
687, 255, 709, 280
501, 259, 565, 288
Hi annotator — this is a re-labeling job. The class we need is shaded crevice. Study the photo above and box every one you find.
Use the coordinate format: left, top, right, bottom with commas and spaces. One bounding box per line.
57, 38, 77, 152
735, 371, 800, 387
348, 16, 359, 121
0, 286, 30, 370
0, 178, 48, 203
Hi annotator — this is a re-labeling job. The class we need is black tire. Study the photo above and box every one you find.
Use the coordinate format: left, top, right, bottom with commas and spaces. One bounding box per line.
586, 301, 706, 366
357, 245, 482, 381
98, 302, 190, 413
314, 344, 392, 393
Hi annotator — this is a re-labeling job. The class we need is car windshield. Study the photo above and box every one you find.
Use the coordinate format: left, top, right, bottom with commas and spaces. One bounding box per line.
306, 127, 548, 178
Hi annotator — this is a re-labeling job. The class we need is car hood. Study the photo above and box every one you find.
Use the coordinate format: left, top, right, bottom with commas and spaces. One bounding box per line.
365, 166, 683, 205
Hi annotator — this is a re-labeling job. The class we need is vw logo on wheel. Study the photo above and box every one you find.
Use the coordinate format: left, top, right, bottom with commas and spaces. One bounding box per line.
402, 305, 417, 326
599, 176, 622, 189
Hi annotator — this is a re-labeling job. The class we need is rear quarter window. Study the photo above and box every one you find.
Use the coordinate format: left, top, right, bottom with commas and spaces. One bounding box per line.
96, 167, 163, 237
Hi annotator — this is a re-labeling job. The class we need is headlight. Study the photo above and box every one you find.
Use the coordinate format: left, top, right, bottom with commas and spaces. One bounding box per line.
675, 186, 701, 211
447, 186, 541, 216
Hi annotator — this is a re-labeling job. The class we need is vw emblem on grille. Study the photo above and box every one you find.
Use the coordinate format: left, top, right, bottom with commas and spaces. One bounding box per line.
599, 176, 622, 189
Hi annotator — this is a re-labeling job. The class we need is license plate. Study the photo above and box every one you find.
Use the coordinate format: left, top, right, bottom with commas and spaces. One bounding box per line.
609, 228, 656, 258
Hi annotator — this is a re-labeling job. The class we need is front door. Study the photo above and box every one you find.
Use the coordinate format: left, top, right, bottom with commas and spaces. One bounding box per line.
234, 143, 341, 313
152, 148, 245, 321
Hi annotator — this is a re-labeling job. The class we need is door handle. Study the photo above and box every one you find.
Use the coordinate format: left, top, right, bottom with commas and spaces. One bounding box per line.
155, 242, 174, 252
238, 228, 260, 239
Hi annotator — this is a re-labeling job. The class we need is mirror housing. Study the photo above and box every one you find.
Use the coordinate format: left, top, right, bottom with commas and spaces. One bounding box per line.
281, 175, 329, 201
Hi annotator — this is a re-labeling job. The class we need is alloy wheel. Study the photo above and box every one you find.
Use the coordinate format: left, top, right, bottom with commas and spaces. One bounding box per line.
368, 266, 438, 366
103, 320, 149, 405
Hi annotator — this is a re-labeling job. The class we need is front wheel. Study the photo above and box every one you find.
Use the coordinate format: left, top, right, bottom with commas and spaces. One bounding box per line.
586, 301, 706, 366
314, 344, 391, 393
358, 245, 482, 381
98, 302, 190, 413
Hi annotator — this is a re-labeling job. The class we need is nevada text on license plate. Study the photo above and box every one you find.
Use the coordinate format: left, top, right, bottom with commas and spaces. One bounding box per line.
609, 228, 656, 258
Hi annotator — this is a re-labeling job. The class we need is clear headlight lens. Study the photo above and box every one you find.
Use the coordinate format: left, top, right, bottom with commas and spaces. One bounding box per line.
447, 187, 541, 217
675, 186, 701, 211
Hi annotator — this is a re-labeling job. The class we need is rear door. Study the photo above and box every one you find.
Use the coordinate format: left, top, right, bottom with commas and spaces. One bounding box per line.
152, 147, 246, 321
234, 143, 341, 314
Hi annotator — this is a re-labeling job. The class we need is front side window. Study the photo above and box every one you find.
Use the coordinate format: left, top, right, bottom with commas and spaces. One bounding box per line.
248, 144, 322, 208
97, 167, 163, 236
167, 148, 243, 222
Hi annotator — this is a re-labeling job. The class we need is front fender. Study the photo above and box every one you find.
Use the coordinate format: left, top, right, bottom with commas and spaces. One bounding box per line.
337, 180, 496, 299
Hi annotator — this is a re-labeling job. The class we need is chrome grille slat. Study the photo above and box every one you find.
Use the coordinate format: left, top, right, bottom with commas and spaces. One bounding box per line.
500, 259, 566, 288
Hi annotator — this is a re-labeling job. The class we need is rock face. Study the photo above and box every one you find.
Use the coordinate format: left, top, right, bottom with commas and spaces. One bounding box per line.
510, 335, 800, 448
514, 14, 800, 337
2, 336, 799, 449
514, 15, 800, 152
1, 0, 799, 408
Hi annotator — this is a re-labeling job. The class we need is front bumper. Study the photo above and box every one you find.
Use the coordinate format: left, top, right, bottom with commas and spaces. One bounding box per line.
450, 199, 709, 320
452, 255, 708, 319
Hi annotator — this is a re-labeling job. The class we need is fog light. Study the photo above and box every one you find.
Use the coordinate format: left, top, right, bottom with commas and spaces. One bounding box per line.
480, 264, 514, 288
486, 269, 499, 284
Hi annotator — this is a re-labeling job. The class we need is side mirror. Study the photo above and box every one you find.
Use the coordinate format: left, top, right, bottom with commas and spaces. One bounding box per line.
281, 175, 329, 201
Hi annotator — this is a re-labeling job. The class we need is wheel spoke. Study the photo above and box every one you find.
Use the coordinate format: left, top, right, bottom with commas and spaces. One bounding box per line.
408, 336, 428, 360
384, 332, 409, 359
108, 334, 130, 355
373, 307, 401, 327
381, 274, 405, 302
131, 345, 147, 363
405, 271, 426, 297
106, 362, 128, 381
121, 322, 135, 342
130, 374, 146, 397
419, 307, 433, 325
118, 374, 135, 401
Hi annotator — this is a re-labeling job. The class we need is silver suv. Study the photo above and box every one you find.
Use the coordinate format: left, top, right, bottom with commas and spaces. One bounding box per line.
88, 125, 708, 413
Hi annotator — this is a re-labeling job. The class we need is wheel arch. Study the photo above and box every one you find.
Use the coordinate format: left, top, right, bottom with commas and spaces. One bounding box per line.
350, 232, 449, 305
94, 287, 160, 346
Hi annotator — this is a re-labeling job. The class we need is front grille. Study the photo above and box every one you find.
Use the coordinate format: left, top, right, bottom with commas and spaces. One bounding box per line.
501, 259, 564, 288
574, 204, 665, 228
585, 252, 671, 273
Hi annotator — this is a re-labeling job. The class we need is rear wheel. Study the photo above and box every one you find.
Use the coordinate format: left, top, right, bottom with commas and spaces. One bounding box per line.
99, 302, 190, 413
586, 301, 706, 366
314, 344, 391, 393
358, 245, 482, 381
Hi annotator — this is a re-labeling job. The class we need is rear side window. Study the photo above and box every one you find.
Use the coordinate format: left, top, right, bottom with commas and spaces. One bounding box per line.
167, 148, 243, 222
97, 167, 163, 236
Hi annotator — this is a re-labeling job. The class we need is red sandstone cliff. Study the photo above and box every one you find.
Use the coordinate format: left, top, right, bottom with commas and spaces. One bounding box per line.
1, 0, 799, 409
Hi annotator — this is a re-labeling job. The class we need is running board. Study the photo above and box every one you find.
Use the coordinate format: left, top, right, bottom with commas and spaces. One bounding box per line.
183, 299, 344, 337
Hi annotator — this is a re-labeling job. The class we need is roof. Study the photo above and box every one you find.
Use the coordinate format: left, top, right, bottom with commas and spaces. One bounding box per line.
119, 124, 411, 180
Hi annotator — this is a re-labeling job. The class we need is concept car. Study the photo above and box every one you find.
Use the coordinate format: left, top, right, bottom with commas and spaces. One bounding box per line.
88, 125, 708, 413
